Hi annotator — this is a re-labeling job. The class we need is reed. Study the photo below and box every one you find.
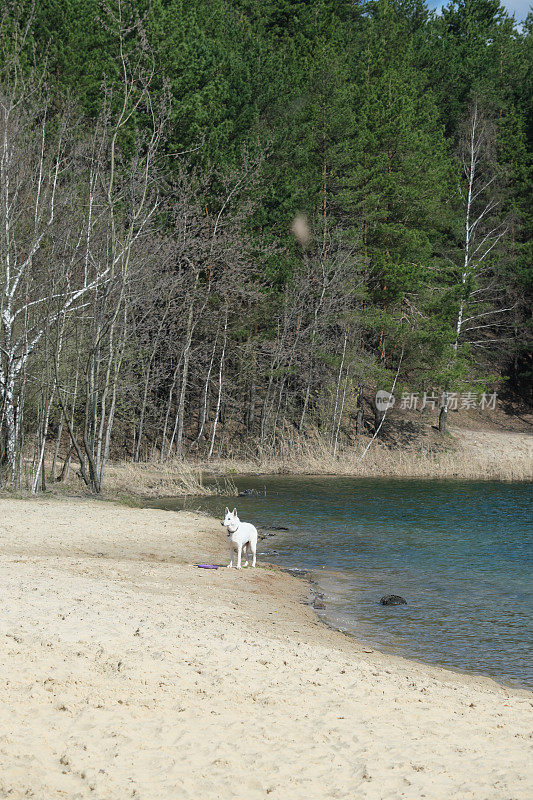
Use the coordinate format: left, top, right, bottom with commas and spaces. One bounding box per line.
77, 460, 236, 499
204, 429, 533, 483
46, 427, 531, 501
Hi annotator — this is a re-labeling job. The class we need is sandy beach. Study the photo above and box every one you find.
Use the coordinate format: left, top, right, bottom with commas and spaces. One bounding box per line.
0, 498, 531, 800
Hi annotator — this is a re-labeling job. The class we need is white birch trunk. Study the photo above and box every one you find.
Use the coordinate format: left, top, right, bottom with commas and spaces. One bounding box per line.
208, 308, 228, 460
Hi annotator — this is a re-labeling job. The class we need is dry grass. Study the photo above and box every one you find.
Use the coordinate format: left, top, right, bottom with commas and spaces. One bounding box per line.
204, 428, 533, 483
102, 460, 209, 498
103, 460, 239, 498
53, 460, 236, 499
38, 426, 531, 501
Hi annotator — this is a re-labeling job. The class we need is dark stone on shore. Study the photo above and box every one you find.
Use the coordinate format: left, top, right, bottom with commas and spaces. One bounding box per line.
258, 532, 276, 541
258, 526, 289, 541
285, 568, 309, 578
312, 597, 326, 609
380, 595, 407, 606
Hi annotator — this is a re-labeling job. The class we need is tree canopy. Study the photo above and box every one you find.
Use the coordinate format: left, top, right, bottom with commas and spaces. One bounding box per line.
0, 0, 530, 488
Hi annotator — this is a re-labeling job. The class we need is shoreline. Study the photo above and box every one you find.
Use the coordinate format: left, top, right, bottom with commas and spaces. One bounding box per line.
281, 565, 532, 694
307, 571, 531, 693
0, 496, 531, 798
42, 426, 532, 501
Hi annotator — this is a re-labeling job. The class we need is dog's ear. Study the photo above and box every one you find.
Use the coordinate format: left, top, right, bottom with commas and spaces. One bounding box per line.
225, 507, 229, 515
232, 508, 237, 516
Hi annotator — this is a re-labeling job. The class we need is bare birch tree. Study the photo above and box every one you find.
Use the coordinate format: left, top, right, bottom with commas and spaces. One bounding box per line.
453, 102, 511, 356
52, 1, 168, 492
0, 35, 113, 484
437, 102, 512, 434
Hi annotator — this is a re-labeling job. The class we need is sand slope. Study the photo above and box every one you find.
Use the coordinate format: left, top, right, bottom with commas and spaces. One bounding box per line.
0, 498, 531, 800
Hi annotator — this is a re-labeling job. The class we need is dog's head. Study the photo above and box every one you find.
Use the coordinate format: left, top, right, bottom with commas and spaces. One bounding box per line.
222, 507, 239, 531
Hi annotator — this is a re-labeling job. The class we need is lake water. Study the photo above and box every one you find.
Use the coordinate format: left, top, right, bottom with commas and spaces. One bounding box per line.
150, 476, 533, 689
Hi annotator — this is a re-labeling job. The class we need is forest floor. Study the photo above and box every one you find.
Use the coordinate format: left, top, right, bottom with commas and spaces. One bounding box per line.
0, 498, 531, 800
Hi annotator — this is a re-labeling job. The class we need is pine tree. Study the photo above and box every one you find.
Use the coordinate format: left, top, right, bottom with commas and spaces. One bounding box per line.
332, 0, 457, 389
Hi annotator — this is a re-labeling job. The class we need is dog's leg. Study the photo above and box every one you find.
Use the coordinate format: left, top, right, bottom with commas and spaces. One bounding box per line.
227, 543, 233, 568
236, 543, 242, 570
251, 540, 256, 568
242, 543, 249, 568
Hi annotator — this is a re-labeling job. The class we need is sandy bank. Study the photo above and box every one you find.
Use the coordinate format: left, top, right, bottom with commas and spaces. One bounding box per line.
0, 498, 531, 799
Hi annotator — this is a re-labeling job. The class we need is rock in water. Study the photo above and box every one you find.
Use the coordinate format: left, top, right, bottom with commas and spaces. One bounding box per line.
380, 594, 407, 606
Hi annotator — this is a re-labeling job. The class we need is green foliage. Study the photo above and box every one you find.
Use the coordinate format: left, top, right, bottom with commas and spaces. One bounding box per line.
2, 0, 530, 438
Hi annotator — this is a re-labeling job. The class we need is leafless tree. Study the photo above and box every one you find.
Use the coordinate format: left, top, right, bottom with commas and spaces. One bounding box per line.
453, 102, 511, 355
0, 40, 111, 485
52, 0, 168, 492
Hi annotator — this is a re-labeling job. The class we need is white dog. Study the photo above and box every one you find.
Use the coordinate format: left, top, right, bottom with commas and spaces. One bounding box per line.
222, 507, 258, 569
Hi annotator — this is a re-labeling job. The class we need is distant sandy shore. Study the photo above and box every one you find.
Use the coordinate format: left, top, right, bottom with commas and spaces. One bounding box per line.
0, 498, 531, 799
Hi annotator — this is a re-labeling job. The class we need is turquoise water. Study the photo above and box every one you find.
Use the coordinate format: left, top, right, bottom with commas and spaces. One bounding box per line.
151, 477, 533, 688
